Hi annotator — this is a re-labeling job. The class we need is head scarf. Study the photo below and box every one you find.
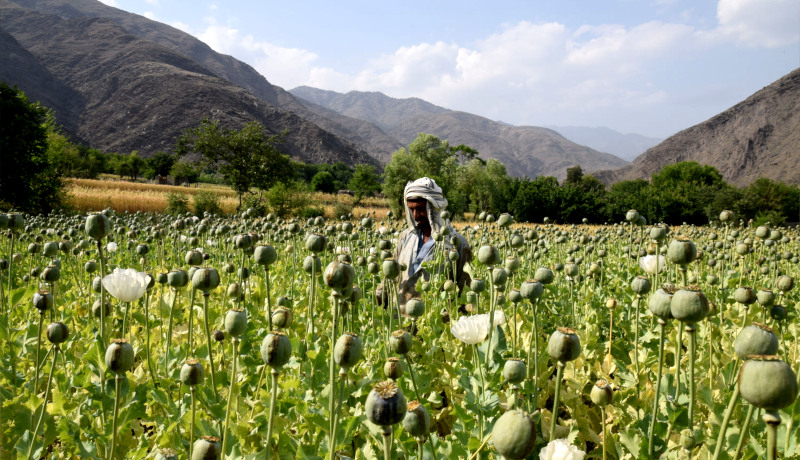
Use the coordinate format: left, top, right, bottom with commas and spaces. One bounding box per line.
404, 177, 448, 233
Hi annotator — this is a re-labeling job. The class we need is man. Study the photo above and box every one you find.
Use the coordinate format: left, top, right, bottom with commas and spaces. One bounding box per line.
391, 177, 472, 309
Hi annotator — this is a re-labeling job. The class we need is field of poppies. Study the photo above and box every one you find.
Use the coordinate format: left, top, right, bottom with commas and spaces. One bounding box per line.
1, 208, 798, 459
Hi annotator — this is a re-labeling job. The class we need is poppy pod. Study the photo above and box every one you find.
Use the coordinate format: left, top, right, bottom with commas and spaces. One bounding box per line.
630, 275, 651, 295
733, 286, 756, 305
470, 278, 486, 293
497, 213, 513, 227
776, 275, 794, 292
365, 380, 407, 427
254, 245, 278, 266
105, 339, 135, 375
738, 355, 798, 411
548, 327, 581, 362
648, 287, 675, 320
626, 209, 640, 222
756, 289, 775, 307
46, 322, 69, 344
734, 323, 779, 360
167, 270, 188, 289
192, 267, 220, 292
503, 359, 527, 385
303, 255, 322, 274
670, 286, 709, 323
403, 401, 431, 438
520, 279, 544, 301
384, 357, 404, 380
33, 290, 53, 312
534, 267, 555, 285
667, 238, 697, 266
224, 308, 247, 337
184, 250, 203, 266
155, 448, 178, 460
191, 436, 221, 460
272, 307, 293, 329
382, 258, 400, 279
477, 245, 501, 266
180, 358, 205, 386
305, 233, 326, 253
85, 213, 110, 240
591, 380, 613, 406
491, 409, 537, 459
234, 233, 252, 250
405, 298, 425, 319
492, 267, 508, 287
261, 332, 291, 369
334, 333, 363, 369
323, 261, 355, 293
389, 330, 412, 355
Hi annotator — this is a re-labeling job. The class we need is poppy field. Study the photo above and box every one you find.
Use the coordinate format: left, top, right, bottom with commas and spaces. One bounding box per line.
1, 209, 799, 459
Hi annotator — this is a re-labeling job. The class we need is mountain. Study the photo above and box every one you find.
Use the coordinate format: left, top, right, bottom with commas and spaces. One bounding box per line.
0, 0, 380, 166
546, 126, 662, 162
290, 87, 629, 180
594, 68, 800, 187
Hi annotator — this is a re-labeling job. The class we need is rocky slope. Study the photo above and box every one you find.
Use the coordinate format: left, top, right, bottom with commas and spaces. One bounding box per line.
594, 68, 800, 187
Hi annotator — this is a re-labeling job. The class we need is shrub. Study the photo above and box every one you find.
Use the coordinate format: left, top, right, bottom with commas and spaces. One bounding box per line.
193, 190, 222, 216
165, 192, 190, 215
266, 181, 310, 218
241, 193, 268, 217
332, 199, 354, 220
300, 206, 325, 219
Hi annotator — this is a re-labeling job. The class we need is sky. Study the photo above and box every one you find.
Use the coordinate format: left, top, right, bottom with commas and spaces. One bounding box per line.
98, 0, 799, 138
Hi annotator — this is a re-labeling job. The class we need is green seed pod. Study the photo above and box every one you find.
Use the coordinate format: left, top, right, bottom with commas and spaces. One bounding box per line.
85, 213, 110, 240
491, 409, 537, 459
564, 263, 579, 278
46, 322, 69, 344
648, 287, 675, 320
477, 245, 501, 266
155, 448, 178, 460
590, 380, 613, 406
272, 307, 293, 328
33, 290, 53, 312
105, 339, 135, 375
670, 286, 709, 323
520, 279, 544, 301
40, 264, 60, 283
733, 286, 756, 305
504, 256, 520, 274
303, 255, 322, 274
680, 429, 696, 450
234, 233, 252, 250
508, 289, 523, 304
503, 358, 526, 385
667, 238, 697, 266
390, 329, 413, 355
755, 225, 770, 239
305, 233, 326, 253
384, 357, 404, 380
534, 267, 555, 284
771, 304, 787, 321
323, 261, 355, 293
649, 226, 667, 241
192, 267, 220, 292
510, 233, 524, 248
84, 260, 98, 273
334, 333, 363, 369
92, 299, 111, 318
254, 245, 278, 266
42, 241, 59, 257
776, 275, 794, 292
447, 250, 459, 261
382, 258, 400, 279
402, 400, 431, 439
184, 250, 203, 266
405, 298, 425, 319
224, 308, 247, 337
738, 355, 798, 411
167, 270, 188, 289
191, 436, 221, 460
180, 358, 205, 386
261, 331, 291, 369
548, 327, 581, 362
492, 267, 508, 287
497, 213, 513, 227
625, 209, 640, 223
365, 380, 407, 427
630, 275, 651, 295
470, 278, 486, 293
756, 289, 775, 307
734, 323, 779, 360
719, 210, 733, 222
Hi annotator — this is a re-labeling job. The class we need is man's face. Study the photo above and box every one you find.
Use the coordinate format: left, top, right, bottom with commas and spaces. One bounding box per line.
408, 200, 429, 227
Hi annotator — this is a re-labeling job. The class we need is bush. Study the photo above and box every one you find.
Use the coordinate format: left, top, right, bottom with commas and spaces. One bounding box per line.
165, 192, 189, 215
241, 193, 268, 217
299, 206, 325, 219
266, 181, 310, 218
193, 190, 222, 216
332, 199, 354, 220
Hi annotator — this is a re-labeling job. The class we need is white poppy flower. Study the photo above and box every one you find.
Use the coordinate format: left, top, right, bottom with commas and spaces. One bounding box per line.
451, 310, 506, 344
102, 268, 150, 302
106, 242, 118, 252
639, 255, 666, 274
539, 439, 586, 460
379, 226, 387, 235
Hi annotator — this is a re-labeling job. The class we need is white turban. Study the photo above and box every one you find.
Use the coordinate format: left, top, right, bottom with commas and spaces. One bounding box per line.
404, 177, 448, 233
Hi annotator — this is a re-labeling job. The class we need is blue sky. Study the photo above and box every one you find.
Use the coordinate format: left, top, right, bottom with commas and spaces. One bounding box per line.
100, 0, 799, 138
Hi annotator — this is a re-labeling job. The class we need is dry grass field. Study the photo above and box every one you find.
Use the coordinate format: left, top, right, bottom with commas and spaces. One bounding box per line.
66, 178, 391, 218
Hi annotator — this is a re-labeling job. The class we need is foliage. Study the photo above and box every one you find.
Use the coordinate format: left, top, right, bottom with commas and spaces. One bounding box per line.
143, 152, 176, 180
266, 181, 310, 218
299, 206, 325, 219
0, 82, 66, 213
192, 190, 223, 216
164, 192, 190, 215
332, 199, 355, 219
169, 159, 200, 185
310, 171, 336, 193
176, 119, 292, 209
297, 161, 354, 191
348, 164, 382, 202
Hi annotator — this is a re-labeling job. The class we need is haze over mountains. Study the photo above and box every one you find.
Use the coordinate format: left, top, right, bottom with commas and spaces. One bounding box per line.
1, 0, 797, 186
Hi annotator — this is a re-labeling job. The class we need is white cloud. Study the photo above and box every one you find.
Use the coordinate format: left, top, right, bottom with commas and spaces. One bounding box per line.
97, 0, 118, 6
716, 0, 800, 47
142, 11, 157, 21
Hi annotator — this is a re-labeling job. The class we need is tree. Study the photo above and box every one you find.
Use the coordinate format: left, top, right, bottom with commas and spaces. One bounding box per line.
0, 82, 65, 212
176, 119, 291, 210
145, 152, 176, 179
170, 159, 199, 185
509, 176, 561, 223
310, 171, 336, 193
565, 165, 583, 185
348, 164, 382, 202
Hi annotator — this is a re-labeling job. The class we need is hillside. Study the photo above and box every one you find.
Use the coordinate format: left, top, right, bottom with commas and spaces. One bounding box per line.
547, 126, 662, 162
291, 87, 629, 180
0, 0, 379, 166
595, 67, 800, 187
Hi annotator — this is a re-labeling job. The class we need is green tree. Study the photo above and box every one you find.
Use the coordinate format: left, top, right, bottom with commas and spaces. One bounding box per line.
0, 82, 65, 212
348, 164, 382, 202
739, 178, 800, 225
310, 171, 336, 193
176, 119, 291, 209
145, 152, 176, 179
565, 165, 584, 185
382, 149, 419, 215
509, 176, 561, 223
170, 159, 199, 185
